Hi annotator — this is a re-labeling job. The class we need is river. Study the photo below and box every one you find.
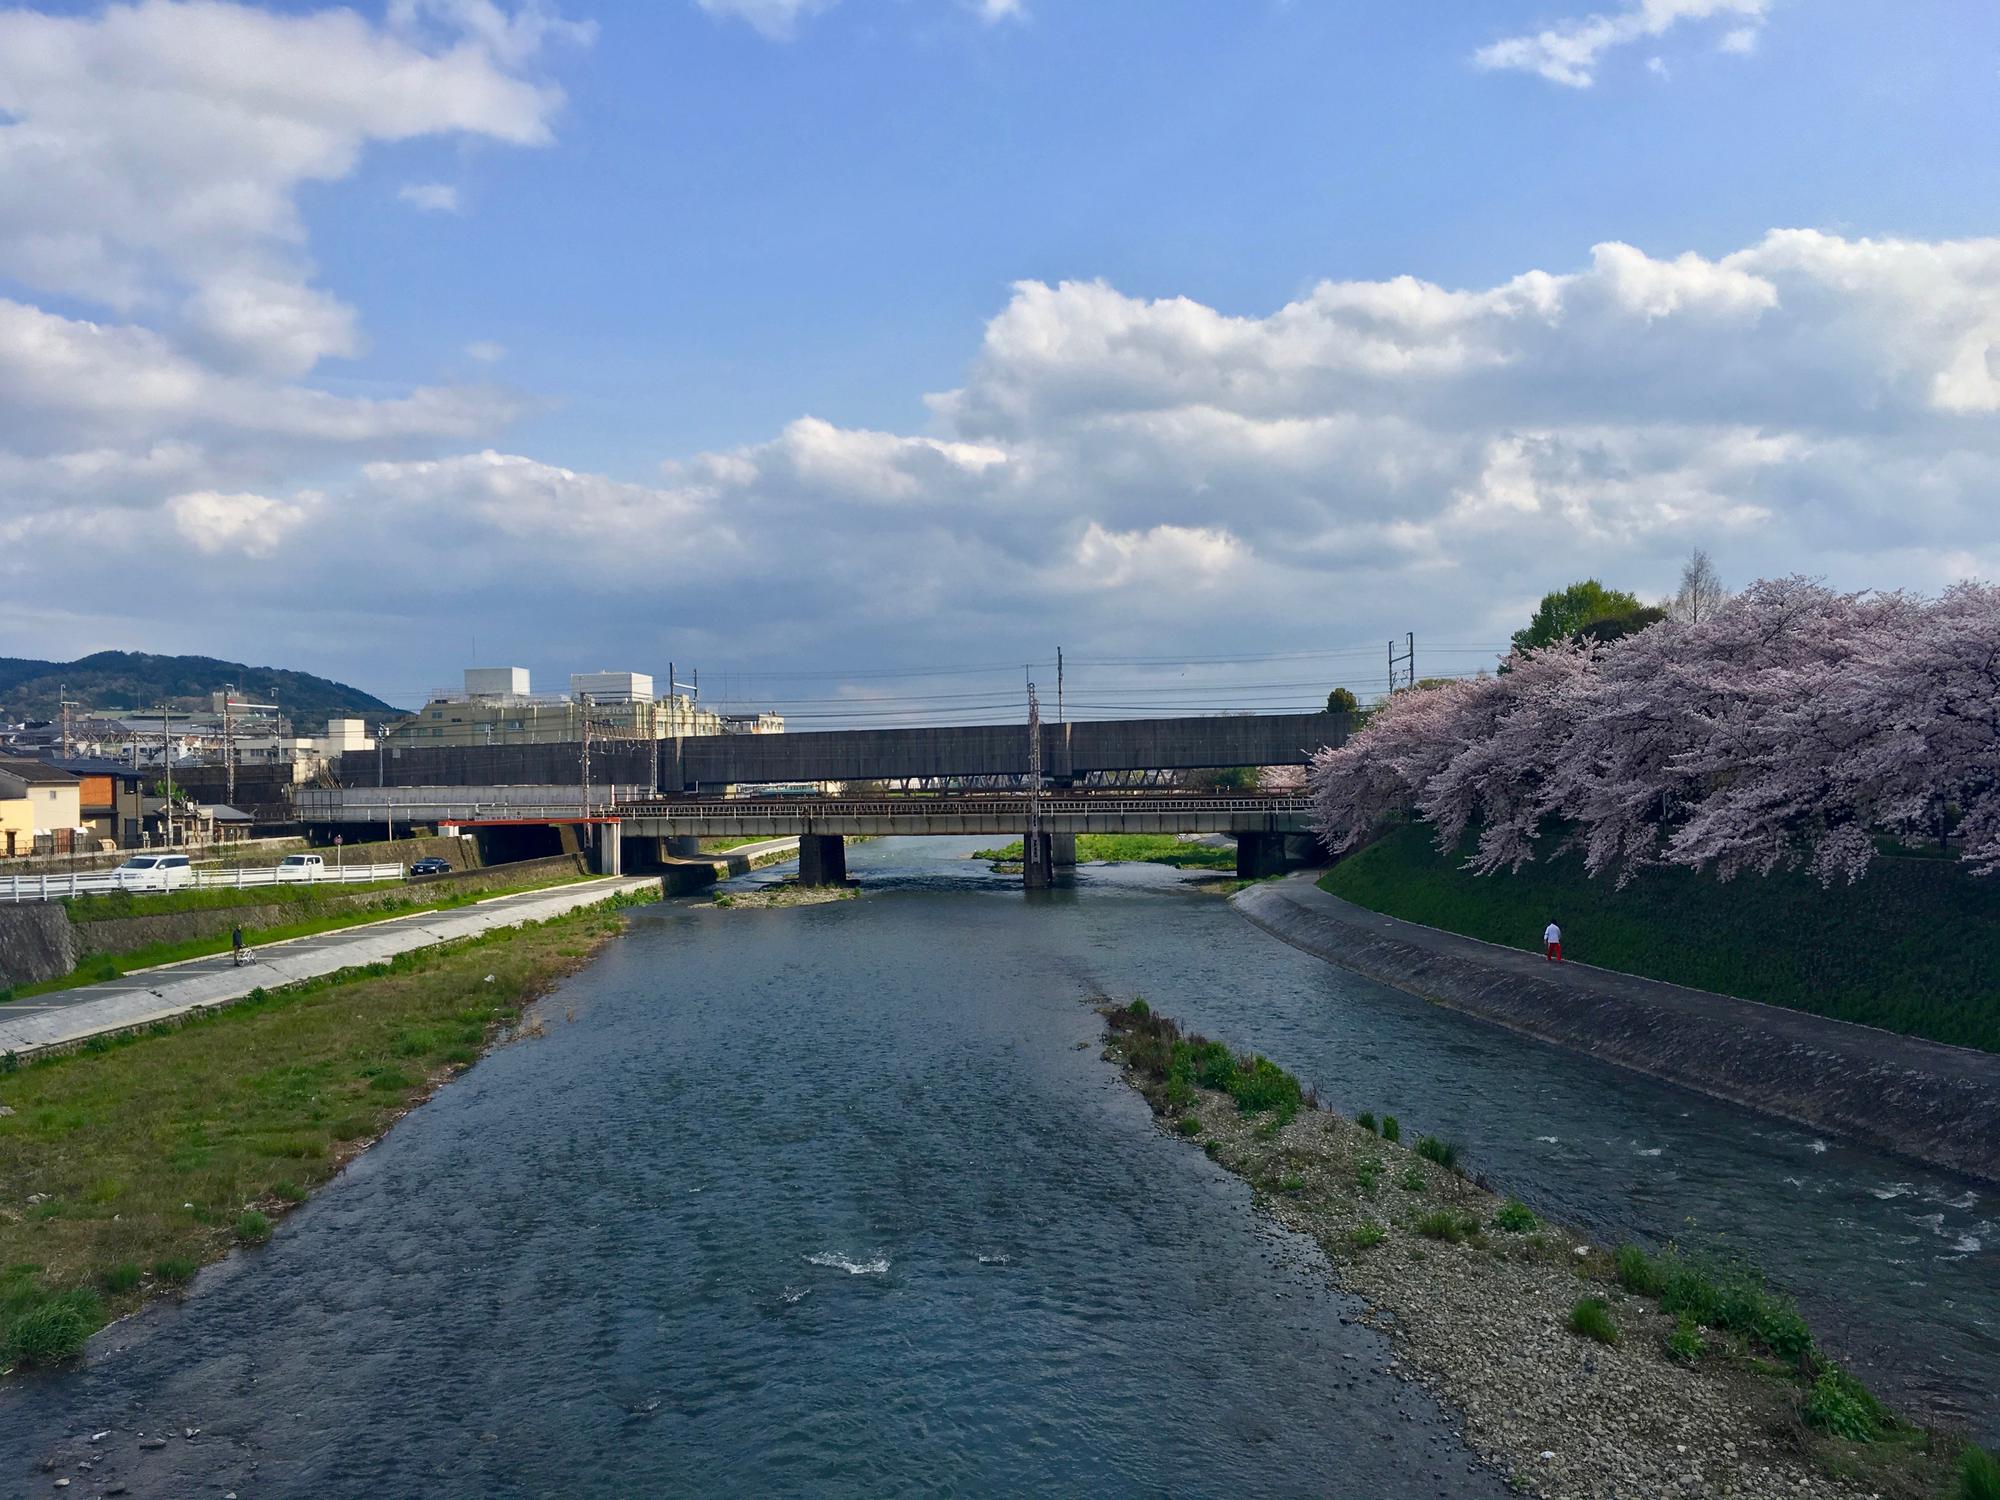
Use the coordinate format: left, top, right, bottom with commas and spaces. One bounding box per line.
2, 837, 1993, 1495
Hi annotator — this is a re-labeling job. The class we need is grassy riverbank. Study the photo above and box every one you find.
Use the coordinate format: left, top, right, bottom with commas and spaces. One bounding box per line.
0, 893, 654, 1374
971, 834, 1235, 870
5, 873, 594, 1002
1322, 824, 2000, 1053
1103, 1001, 1989, 1500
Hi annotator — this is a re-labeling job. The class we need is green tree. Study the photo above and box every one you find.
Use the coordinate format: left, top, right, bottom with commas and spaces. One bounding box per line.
1511, 580, 1650, 653
1326, 687, 1360, 715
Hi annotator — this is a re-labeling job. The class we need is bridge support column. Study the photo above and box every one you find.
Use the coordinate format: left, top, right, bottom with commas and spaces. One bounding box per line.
1235, 831, 1286, 880
665, 835, 701, 858
1050, 832, 1076, 869
595, 821, 623, 877
1022, 832, 1056, 890
798, 834, 847, 887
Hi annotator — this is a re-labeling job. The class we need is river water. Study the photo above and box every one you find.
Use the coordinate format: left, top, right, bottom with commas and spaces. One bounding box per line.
3, 838, 1994, 1495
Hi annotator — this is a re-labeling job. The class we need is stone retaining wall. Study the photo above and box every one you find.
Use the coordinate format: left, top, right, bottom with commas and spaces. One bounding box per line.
1235, 879, 2000, 1186
0, 904, 77, 990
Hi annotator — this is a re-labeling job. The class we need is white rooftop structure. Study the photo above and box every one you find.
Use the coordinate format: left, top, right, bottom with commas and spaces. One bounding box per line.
570, 671, 654, 703
464, 667, 531, 698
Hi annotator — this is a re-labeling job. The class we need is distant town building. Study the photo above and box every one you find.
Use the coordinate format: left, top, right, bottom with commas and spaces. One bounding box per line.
0, 756, 84, 857
380, 667, 779, 749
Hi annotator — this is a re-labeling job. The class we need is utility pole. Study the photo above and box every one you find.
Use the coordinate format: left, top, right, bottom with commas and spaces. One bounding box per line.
579, 691, 593, 818
152, 707, 177, 848
58, 684, 76, 759
1026, 674, 1044, 889
1388, 633, 1415, 693
1057, 648, 1064, 724
222, 683, 234, 806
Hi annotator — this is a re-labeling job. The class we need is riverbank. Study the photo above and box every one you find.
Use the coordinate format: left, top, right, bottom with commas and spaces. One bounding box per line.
1236, 875, 2000, 1185
1323, 824, 1999, 1054
0, 894, 656, 1375
1101, 1002, 1982, 1500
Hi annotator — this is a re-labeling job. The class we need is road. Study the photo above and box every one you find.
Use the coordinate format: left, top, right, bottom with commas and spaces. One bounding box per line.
0, 876, 663, 1059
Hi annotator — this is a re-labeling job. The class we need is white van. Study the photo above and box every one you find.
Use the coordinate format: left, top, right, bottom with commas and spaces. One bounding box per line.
275, 853, 326, 882
113, 853, 194, 890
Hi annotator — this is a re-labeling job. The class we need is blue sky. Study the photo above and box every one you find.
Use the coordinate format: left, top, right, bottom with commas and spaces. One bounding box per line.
2, 0, 1997, 718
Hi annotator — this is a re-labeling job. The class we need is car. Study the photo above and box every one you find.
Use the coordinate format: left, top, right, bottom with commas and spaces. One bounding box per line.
113, 853, 194, 890
274, 853, 326, 881
410, 857, 452, 876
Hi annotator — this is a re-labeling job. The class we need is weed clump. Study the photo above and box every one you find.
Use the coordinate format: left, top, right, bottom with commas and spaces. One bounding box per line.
1416, 1210, 1481, 1244
1805, 1368, 1888, 1442
1568, 1296, 1618, 1345
1176, 1116, 1203, 1137
99, 1263, 141, 1295
1347, 1221, 1387, 1250
1355, 1157, 1384, 1195
1493, 1200, 1539, 1233
1614, 1244, 1666, 1296
151, 1256, 198, 1288
1356, 1112, 1378, 1135
1279, 1173, 1305, 1194
1665, 1314, 1705, 1365
1400, 1167, 1425, 1192
236, 1210, 272, 1244
1961, 1445, 2000, 1500
1, 1286, 100, 1369
1415, 1136, 1459, 1170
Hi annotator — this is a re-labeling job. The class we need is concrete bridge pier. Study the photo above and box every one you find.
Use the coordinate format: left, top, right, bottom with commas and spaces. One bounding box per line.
665, 835, 701, 858
1022, 832, 1056, 890
798, 834, 848, 887
1051, 833, 1077, 869
595, 821, 623, 876
1234, 831, 1287, 880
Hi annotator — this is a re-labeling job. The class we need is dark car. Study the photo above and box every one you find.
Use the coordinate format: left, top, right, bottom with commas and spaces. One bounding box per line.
410, 857, 453, 876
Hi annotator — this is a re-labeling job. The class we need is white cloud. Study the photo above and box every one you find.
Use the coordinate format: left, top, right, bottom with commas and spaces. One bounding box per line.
695, 0, 832, 41
168, 488, 316, 557
0, 0, 577, 371
971, 0, 1027, 22
7, 228, 2000, 694
465, 340, 508, 363
399, 182, 463, 213
1473, 0, 1769, 88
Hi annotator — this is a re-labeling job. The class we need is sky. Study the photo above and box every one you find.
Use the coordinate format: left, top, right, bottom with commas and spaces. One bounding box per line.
1, 0, 1996, 723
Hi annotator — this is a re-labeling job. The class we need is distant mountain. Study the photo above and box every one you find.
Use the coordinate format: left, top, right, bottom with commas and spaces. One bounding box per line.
0, 652, 403, 724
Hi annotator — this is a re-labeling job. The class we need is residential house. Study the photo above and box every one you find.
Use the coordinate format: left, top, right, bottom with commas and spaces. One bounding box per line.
0, 756, 84, 857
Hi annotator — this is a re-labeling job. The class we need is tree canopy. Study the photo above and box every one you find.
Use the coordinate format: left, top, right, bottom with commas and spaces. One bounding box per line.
1510, 580, 1649, 653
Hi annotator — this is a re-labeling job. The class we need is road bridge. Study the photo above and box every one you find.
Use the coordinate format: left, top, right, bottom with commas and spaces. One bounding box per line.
293, 787, 1319, 886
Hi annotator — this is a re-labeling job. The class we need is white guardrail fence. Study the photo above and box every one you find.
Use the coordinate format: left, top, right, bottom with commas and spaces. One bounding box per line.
0, 862, 406, 903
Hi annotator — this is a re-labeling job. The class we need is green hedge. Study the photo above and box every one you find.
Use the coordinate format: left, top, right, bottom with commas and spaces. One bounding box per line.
1321, 825, 2000, 1053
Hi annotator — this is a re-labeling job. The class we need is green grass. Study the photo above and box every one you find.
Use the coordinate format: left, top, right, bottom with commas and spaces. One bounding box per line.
1568, 1296, 1618, 1345
0, 901, 636, 1374
1805, 1367, 1890, 1442
1961, 1445, 2000, 1500
60, 881, 404, 921
1321, 823, 2000, 1052
1415, 1135, 1459, 1170
1415, 1209, 1481, 1243
1347, 1221, 1387, 1250
1493, 1199, 1539, 1233
1665, 1313, 1706, 1364
972, 835, 1236, 870
1175, 1115, 1203, 1136
1380, 1115, 1400, 1143
7, 872, 594, 1001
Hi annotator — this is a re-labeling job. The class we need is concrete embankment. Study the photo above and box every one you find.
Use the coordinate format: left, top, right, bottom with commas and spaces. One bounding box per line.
0, 876, 661, 1060
654, 838, 801, 895
1234, 874, 2000, 1186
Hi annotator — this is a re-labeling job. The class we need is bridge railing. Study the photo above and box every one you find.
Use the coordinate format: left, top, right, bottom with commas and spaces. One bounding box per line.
611, 794, 1315, 819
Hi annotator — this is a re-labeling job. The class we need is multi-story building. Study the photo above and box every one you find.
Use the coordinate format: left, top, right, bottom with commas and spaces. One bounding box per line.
381, 668, 773, 749
0, 756, 84, 857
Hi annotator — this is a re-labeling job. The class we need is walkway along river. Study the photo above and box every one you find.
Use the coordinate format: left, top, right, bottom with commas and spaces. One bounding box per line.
2, 838, 1993, 1496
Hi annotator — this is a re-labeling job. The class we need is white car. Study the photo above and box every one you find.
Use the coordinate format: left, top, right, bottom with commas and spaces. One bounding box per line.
114, 853, 194, 890
274, 853, 326, 882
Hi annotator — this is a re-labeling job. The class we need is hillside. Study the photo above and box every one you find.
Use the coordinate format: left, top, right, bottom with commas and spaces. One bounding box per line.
1321, 823, 2000, 1054
0, 652, 401, 723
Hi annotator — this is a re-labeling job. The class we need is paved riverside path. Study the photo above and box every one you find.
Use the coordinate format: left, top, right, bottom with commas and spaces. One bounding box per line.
1234, 872, 2000, 1184
0, 876, 663, 1059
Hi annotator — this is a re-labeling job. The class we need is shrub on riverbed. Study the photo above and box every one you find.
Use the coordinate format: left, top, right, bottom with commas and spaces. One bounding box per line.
1416, 1210, 1481, 1244
1355, 1112, 1377, 1134
1665, 1314, 1706, 1365
151, 1256, 198, 1287
236, 1210, 272, 1244
1, 1285, 99, 1368
1347, 1221, 1387, 1250
1614, 1244, 1667, 1296
98, 1263, 141, 1295
1962, 1445, 2000, 1500
1400, 1167, 1425, 1192
1805, 1367, 1889, 1442
1568, 1296, 1618, 1345
1493, 1200, 1539, 1233
1176, 1116, 1203, 1137
1355, 1157, 1384, 1194
1415, 1136, 1459, 1170
1381, 1115, 1400, 1142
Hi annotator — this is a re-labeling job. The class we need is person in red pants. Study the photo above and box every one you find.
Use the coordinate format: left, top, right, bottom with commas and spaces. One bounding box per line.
1543, 920, 1563, 962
